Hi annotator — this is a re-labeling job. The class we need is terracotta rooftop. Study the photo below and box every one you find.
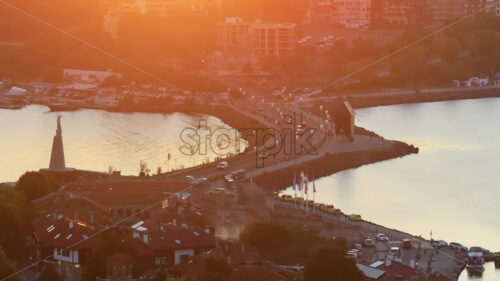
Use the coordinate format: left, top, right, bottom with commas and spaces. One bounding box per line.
145, 224, 215, 250
62, 179, 189, 193
33, 214, 100, 250
359, 260, 418, 281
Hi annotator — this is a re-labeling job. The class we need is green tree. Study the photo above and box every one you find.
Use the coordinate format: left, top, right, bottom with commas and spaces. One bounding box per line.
16, 172, 58, 202
196, 256, 233, 281
0, 246, 21, 281
37, 264, 62, 281
239, 221, 293, 251
304, 246, 364, 281
0, 187, 31, 256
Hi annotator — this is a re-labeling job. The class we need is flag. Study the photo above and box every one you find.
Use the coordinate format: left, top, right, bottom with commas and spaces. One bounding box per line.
292, 172, 297, 191
300, 171, 306, 183
168, 153, 171, 160
313, 176, 316, 193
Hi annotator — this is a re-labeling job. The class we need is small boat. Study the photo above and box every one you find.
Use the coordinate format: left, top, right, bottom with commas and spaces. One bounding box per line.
466, 252, 485, 273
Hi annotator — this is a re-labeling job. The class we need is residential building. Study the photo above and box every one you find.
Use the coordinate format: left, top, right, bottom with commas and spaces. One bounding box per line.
250, 20, 297, 57
33, 214, 101, 264
60, 179, 190, 221
63, 69, 122, 84
134, 0, 222, 15
465, 0, 500, 15
426, 0, 467, 23
333, 0, 372, 28
310, 0, 372, 28
216, 17, 296, 58
358, 259, 418, 281
372, 0, 416, 25
134, 223, 216, 266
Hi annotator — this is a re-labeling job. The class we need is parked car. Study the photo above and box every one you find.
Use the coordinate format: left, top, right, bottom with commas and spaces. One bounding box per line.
364, 238, 375, 248
349, 214, 362, 221
469, 246, 483, 253
431, 240, 448, 248
346, 251, 357, 260
376, 233, 389, 242
469, 246, 490, 255
348, 249, 362, 258
449, 242, 468, 252
217, 161, 229, 170
353, 243, 362, 250
389, 247, 401, 257
402, 239, 412, 249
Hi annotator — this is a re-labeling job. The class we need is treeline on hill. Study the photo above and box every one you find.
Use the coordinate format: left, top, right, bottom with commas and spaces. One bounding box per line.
0, 171, 59, 281
321, 14, 500, 93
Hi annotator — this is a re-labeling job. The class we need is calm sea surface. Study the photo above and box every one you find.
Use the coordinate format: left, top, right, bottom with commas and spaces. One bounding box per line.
0, 105, 245, 182
282, 98, 500, 280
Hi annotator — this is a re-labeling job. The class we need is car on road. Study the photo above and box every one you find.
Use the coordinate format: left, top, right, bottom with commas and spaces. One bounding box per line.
431, 240, 448, 248
186, 175, 195, 182
449, 242, 468, 252
469, 246, 490, 255
469, 246, 483, 253
376, 233, 389, 242
402, 239, 412, 249
217, 161, 229, 170
364, 238, 375, 248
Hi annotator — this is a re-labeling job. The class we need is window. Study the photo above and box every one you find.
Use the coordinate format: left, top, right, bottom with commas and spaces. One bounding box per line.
155, 257, 167, 265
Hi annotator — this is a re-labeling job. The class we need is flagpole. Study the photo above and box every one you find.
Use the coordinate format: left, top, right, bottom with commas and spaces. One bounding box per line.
293, 172, 297, 209
305, 174, 309, 213
312, 176, 316, 214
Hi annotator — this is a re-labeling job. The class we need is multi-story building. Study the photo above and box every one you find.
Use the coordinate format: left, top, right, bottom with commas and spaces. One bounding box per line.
216, 17, 296, 58
426, 0, 468, 23
332, 0, 372, 28
372, 0, 415, 25
250, 20, 297, 57
134, 0, 222, 15
465, 0, 500, 15
311, 0, 372, 28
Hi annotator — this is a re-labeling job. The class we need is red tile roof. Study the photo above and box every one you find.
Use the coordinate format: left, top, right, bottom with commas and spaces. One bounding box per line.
63, 179, 189, 193
33, 215, 100, 250
360, 260, 418, 281
145, 224, 215, 250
